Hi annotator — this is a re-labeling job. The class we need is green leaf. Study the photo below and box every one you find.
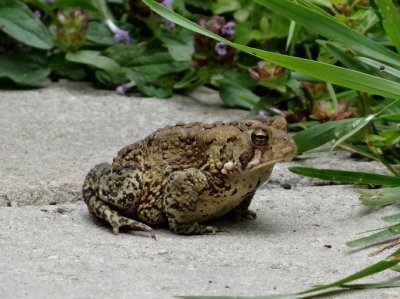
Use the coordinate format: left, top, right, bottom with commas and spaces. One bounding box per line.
212, 0, 240, 14
292, 118, 360, 154
141, 0, 400, 100
106, 44, 189, 87
254, 0, 400, 69
375, 0, 400, 53
66, 50, 121, 72
289, 167, 400, 186
65, 50, 126, 85
158, 28, 194, 62
106, 45, 189, 74
0, 53, 50, 85
234, 22, 254, 45
0, 0, 53, 49
211, 69, 258, 90
346, 223, 400, 249
137, 84, 173, 98
86, 21, 115, 46
51, 0, 100, 12
48, 53, 86, 81
134, 60, 189, 82
105, 44, 146, 66
173, 67, 215, 90
218, 84, 260, 109
28, 0, 55, 19
127, 71, 173, 98
359, 187, 400, 207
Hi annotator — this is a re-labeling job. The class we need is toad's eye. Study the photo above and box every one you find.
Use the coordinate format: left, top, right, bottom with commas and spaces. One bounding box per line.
251, 129, 269, 146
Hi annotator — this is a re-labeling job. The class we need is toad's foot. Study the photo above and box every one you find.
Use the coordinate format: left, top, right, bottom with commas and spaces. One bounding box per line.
87, 195, 155, 239
228, 192, 257, 222
239, 209, 257, 220
229, 208, 257, 222
169, 222, 223, 235
111, 215, 156, 239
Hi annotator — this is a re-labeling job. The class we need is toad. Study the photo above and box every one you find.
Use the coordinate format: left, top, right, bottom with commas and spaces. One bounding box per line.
82, 116, 296, 237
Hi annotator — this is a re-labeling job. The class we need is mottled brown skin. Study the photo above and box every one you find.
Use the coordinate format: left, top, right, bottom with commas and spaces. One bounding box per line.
82, 116, 296, 236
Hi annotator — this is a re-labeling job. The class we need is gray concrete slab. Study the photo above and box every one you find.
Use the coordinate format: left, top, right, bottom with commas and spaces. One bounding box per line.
0, 81, 399, 299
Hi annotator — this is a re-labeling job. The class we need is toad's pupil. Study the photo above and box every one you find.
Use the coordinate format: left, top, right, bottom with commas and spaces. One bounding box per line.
255, 134, 266, 140
252, 130, 269, 145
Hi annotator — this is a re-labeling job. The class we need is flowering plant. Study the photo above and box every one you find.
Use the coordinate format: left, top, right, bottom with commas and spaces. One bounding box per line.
0, 0, 396, 121
0, 0, 296, 110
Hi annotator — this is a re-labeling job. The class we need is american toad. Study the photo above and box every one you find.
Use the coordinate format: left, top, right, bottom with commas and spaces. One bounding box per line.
82, 116, 296, 237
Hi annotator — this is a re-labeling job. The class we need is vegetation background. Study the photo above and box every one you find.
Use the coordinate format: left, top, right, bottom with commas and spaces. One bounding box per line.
0, 0, 399, 297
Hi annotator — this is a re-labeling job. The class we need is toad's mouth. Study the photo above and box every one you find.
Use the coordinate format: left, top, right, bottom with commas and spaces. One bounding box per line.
245, 145, 296, 172
245, 156, 294, 173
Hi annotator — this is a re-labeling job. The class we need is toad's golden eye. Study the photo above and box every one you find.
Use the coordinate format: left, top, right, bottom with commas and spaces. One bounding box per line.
251, 129, 269, 146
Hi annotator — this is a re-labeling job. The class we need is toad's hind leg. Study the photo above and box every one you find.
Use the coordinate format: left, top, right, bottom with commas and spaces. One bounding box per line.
82, 162, 155, 238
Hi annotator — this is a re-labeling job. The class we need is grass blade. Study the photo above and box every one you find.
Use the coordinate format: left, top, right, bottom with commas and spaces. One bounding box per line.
346, 223, 400, 249
179, 249, 400, 298
299, 247, 400, 294
330, 115, 375, 150
337, 144, 378, 161
383, 213, 400, 223
377, 112, 400, 122
286, 20, 296, 52
254, 0, 400, 68
141, 0, 400, 100
359, 187, 400, 206
293, 118, 360, 154
375, 0, 400, 53
289, 167, 400, 186
324, 42, 372, 73
341, 281, 400, 289
357, 57, 400, 78
331, 98, 399, 151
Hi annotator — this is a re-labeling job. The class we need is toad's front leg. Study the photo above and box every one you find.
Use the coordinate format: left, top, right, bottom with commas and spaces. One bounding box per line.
163, 168, 221, 235
228, 191, 257, 221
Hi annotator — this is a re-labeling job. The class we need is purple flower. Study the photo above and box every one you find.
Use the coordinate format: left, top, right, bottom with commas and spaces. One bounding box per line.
162, 18, 175, 30
116, 82, 135, 96
160, 0, 173, 9
113, 30, 131, 44
214, 42, 227, 56
221, 21, 235, 35
106, 20, 132, 44
47, 0, 54, 4
34, 10, 42, 19
116, 84, 130, 96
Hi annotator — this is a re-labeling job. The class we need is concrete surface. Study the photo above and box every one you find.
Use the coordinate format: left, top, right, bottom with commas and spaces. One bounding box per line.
0, 81, 399, 299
